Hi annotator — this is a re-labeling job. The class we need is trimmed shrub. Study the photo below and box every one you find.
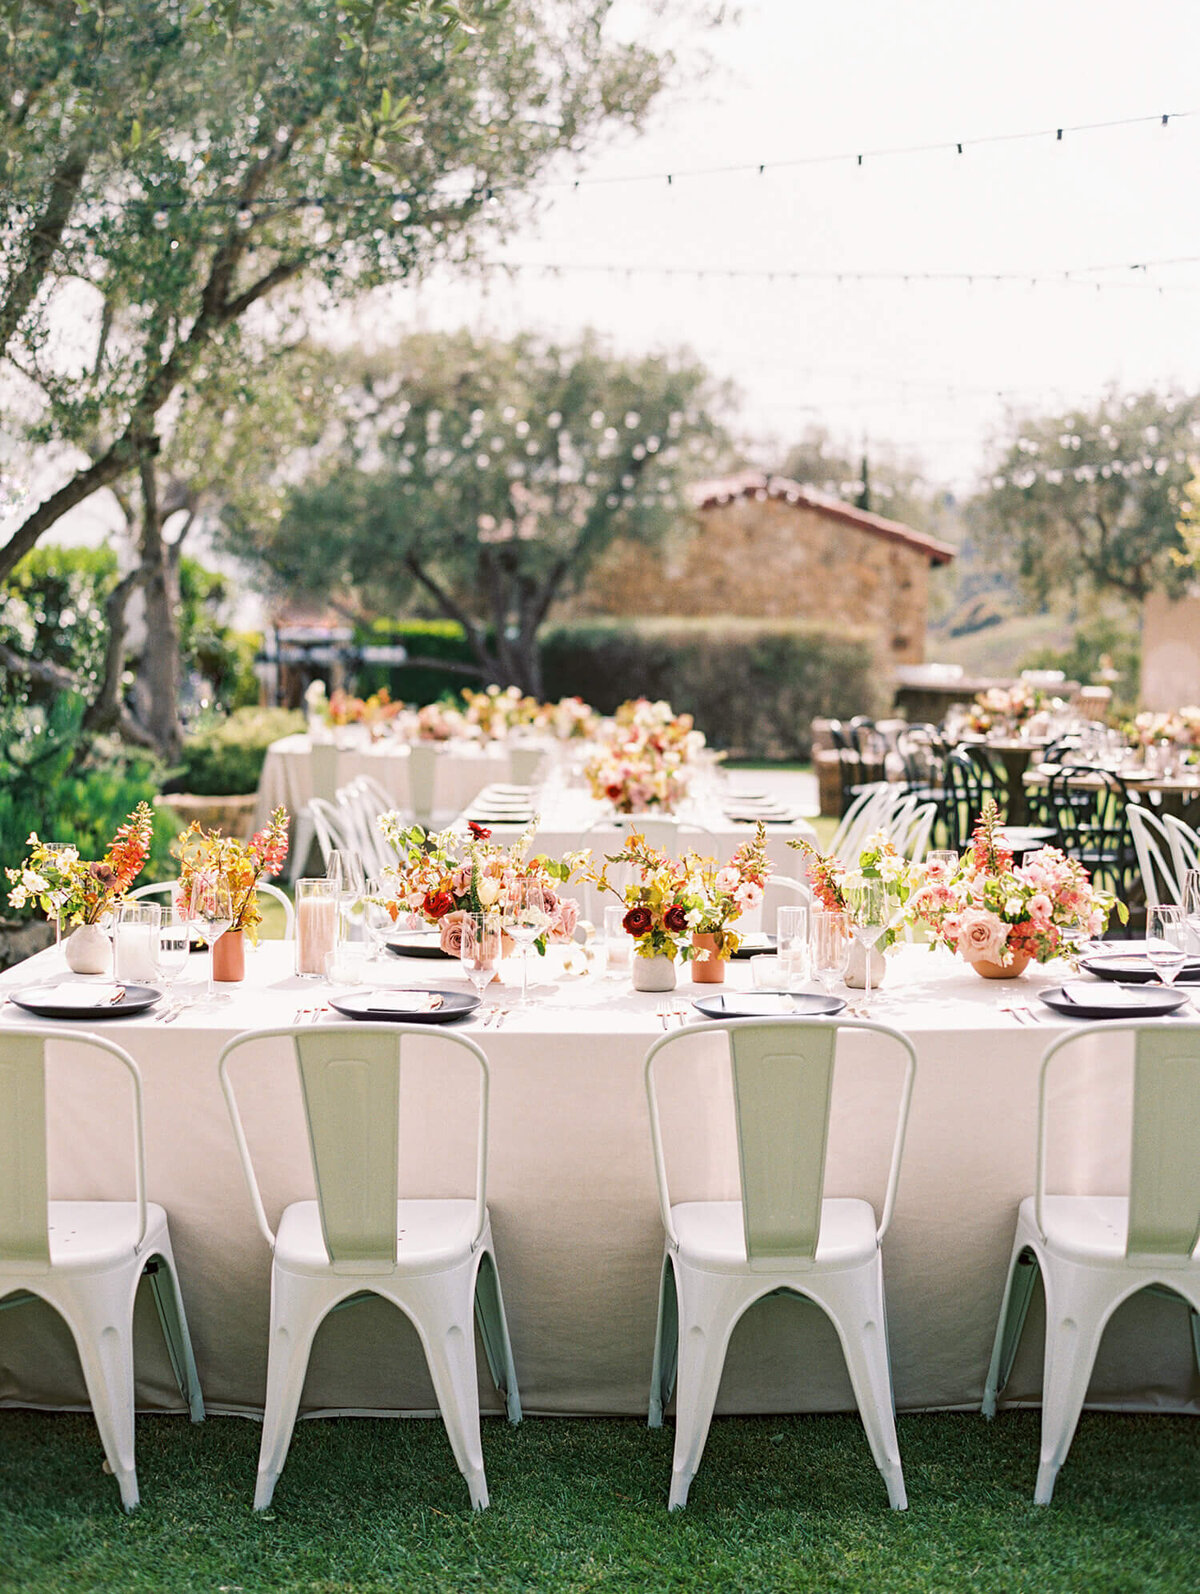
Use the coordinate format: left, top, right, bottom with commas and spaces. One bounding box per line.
539, 618, 884, 760
170, 706, 305, 796
354, 618, 484, 705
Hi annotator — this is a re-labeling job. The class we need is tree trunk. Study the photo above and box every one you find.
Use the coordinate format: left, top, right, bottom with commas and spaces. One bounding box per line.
81, 566, 145, 739
133, 449, 183, 760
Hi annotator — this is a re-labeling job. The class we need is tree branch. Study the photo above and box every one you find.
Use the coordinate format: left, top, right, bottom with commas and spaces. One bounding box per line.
0, 138, 89, 358
0, 640, 76, 692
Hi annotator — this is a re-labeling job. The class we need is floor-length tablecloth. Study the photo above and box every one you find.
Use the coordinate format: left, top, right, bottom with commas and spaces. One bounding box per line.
1, 944, 1197, 1421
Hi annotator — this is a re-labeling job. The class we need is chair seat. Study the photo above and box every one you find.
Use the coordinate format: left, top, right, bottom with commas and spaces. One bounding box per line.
670, 1197, 878, 1273
1025, 1194, 1146, 1263
5, 1200, 168, 1272
275, 1199, 480, 1275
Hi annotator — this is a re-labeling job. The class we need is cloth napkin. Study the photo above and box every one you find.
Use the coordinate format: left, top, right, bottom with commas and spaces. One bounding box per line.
720, 994, 798, 1015
1061, 981, 1155, 1008
32, 983, 126, 1008
363, 990, 445, 1014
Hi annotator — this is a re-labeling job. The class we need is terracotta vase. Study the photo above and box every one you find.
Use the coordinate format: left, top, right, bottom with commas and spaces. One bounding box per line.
691, 932, 726, 984
212, 928, 246, 983
633, 953, 676, 992
969, 951, 1032, 980
64, 923, 111, 976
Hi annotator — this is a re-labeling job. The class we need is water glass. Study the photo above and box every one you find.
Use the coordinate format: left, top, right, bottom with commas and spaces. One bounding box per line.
776, 904, 810, 990
461, 911, 503, 1006
362, 877, 397, 961
1146, 905, 1188, 988
845, 878, 887, 1012
115, 902, 162, 984
506, 881, 552, 1006
157, 910, 190, 986
1183, 870, 1200, 955
188, 875, 234, 1005
811, 910, 851, 996
604, 904, 632, 978
296, 878, 339, 978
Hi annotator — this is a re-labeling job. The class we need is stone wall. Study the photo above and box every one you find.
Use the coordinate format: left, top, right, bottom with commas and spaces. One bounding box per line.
563, 499, 934, 663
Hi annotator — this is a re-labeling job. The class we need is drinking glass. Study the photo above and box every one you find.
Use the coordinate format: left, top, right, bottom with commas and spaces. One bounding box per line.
296, 878, 339, 978
776, 904, 810, 991
1146, 904, 1188, 988
324, 852, 345, 893
505, 880, 551, 1006
603, 904, 632, 979
811, 910, 851, 997
115, 902, 162, 984
461, 911, 503, 1010
927, 850, 959, 874
337, 853, 367, 943
156, 909, 190, 990
1183, 870, 1200, 957
361, 877, 397, 962
188, 875, 234, 1005
846, 877, 888, 1013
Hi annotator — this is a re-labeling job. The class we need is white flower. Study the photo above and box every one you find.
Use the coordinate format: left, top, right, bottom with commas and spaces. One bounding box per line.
877, 855, 903, 883
25, 832, 40, 847
8, 885, 28, 908
22, 869, 49, 892
1004, 897, 1024, 918
477, 877, 501, 907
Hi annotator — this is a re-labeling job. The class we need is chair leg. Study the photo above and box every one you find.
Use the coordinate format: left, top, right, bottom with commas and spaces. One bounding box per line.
982, 1243, 1040, 1419
648, 1253, 679, 1428
666, 1271, 741, 1510
408, 1268, 490, 1511
472, 1248, 521, 1425
254, 1270, 328, 1511
1034, 1266, 1113, 1506
820, 1263, 907, 1511
57, 1276, 140, 1511
145, 1246, 205, 1424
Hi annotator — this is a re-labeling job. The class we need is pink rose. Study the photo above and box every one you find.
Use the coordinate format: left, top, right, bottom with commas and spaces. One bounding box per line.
439, 910, 469, 956
957, 907, 1010, 964
549, 896, 579, 943
1027, 893, 1053, 924
714, 866, 740, 896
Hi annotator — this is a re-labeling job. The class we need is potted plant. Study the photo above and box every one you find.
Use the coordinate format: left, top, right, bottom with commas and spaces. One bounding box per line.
7, 803, 155, 974
908, 797, 1125, 977
173, 806, 290, 981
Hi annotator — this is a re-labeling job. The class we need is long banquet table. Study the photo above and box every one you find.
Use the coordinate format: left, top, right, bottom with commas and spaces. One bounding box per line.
2, 942, 1198, 1422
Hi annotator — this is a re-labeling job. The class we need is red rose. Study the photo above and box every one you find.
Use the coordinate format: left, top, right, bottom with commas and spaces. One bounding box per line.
423, 890, 455, 920
663, 903, 688, 935
467, 821, 492, 840
623, 905, 652, 937
605, 783, 624, 802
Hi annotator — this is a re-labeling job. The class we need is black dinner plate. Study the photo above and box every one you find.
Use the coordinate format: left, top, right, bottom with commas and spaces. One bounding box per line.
386, 930, 454, 960
730, 933, 777, 959
693, 992, 846, 1019
328, 988, 480, 1024
8, 982, 162, 1020
1038, 983, 1190, 1020
1081, 953, 1200, 985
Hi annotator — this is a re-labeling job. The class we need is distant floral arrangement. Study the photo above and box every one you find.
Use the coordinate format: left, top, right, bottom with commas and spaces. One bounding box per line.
1128, 707, 1200, 750
909, 797, 1124, 968
585, 698, 706, 814
7, 803, 154, 926
966, 684, 1044, 735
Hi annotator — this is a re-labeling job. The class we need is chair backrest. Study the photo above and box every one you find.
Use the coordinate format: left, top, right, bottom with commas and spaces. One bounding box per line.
1038, 1023, 1200, 1261
130, 879, 296, 939
895, 724, 947, 793
0, 1028, 147, 1263
761, 874, 812, 935
307, 797, 362, 871
1045, 763, 1134, 895
218, 1024, 490, 1266
829, 783, 890, 863
943, 748, 1003, 851
1126, 804, 1180, 909
645, 1017, 916, 1261
334, 784, 390, 877
896, 801, 938, 864
1162, 813, 1200, 886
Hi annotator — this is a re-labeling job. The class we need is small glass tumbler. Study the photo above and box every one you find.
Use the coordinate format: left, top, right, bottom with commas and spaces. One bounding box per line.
296, 878, 339, 978
115, 902, 162, 984
604, 904, 632, 978
776, 904, 810, 990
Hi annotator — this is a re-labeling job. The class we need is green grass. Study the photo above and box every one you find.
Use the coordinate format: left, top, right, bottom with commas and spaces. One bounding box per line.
2, 1411, 1198, 1592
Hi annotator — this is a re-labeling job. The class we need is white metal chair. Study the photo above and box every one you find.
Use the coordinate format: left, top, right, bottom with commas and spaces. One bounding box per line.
0, 1028, 204, 1509
982, 1021, 1200, 1504
644, 1016, 917, 1511
829, 784, 891, 864
1126, 803, 1181, 908
218, 1024, 521, 1512
760, 873, 812, 935
895, 799, 938, 864
306, 797, 365, 874
1163, 812, 1200, 890
129, 879, 296, 940
333, 782, 392, 877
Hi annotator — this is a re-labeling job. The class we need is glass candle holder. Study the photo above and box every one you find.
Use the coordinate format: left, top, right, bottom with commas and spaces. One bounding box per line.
296, 878, 339, 978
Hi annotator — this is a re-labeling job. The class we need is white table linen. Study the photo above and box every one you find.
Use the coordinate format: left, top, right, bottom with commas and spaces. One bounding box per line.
1, 943, 1197, 1421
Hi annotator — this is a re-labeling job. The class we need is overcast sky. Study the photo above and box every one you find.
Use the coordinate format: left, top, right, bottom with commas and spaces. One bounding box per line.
358, 0, 1200, 491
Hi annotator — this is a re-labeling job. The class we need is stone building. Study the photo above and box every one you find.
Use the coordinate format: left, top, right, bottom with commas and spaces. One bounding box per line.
566, 470, 956, 664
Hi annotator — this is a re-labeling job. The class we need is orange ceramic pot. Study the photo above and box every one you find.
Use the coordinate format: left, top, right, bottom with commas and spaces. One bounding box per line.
969, 951, 1032, 980
691, 932, 727, 984
213, 928, 246, 983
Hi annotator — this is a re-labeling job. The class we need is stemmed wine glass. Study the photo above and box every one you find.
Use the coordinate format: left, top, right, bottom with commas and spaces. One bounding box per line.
845, 877, 888, 1014
337, 853, 367, 944
811, 909, 851, 1000
460, 911, 503, 1013
188, 874, 234, 1006
505, 880, 551, 1007
1183, 870, 1200, 959
1146, 904, 1188, 990
361, 876, 397, 962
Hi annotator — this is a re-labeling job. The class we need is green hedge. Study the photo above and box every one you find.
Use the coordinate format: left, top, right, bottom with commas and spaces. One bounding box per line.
539, 618, 884, 760
354, 618, 484, 705
170, 706, 305, 796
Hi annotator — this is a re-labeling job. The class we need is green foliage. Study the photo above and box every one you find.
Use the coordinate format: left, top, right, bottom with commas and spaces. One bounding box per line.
781, 424, 956, 543
231, 330, 729, 693
540, 618, 883, 760
354, 617, 480, 704
973, 390, 1200, 605
1020, 610, 1141, 717
171, 706, 304, 796
0, 544, 118, 711
176, 556, 261, 709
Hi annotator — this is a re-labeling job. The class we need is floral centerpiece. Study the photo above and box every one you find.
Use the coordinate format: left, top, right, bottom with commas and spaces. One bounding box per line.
585, 698, 704, 815
909, 797, 1125, 975
322, 686, 405, 730
788, 830, 916, 950
1127, 707, 1200, 754
461, 684, 541, 740
172, 807, 290, 975
405, 699, 470, 742
7, 802, 155, 927
686, 823, 769, 977
546, 695, 601, 741
379, 814, 587, 955
966, 683, 1044, 735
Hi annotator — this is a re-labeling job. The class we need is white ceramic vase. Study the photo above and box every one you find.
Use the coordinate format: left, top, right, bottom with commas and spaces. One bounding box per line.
844, 939, 886, 990
64, 923, 111, 976
633, 953, 677, 993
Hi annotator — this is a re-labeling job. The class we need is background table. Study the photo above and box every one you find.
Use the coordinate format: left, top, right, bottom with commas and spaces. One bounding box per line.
2, 944, 1197, 1422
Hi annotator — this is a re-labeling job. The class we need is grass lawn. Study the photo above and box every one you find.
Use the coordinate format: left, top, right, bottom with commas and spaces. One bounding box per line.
2, 1409, 1198, 1592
